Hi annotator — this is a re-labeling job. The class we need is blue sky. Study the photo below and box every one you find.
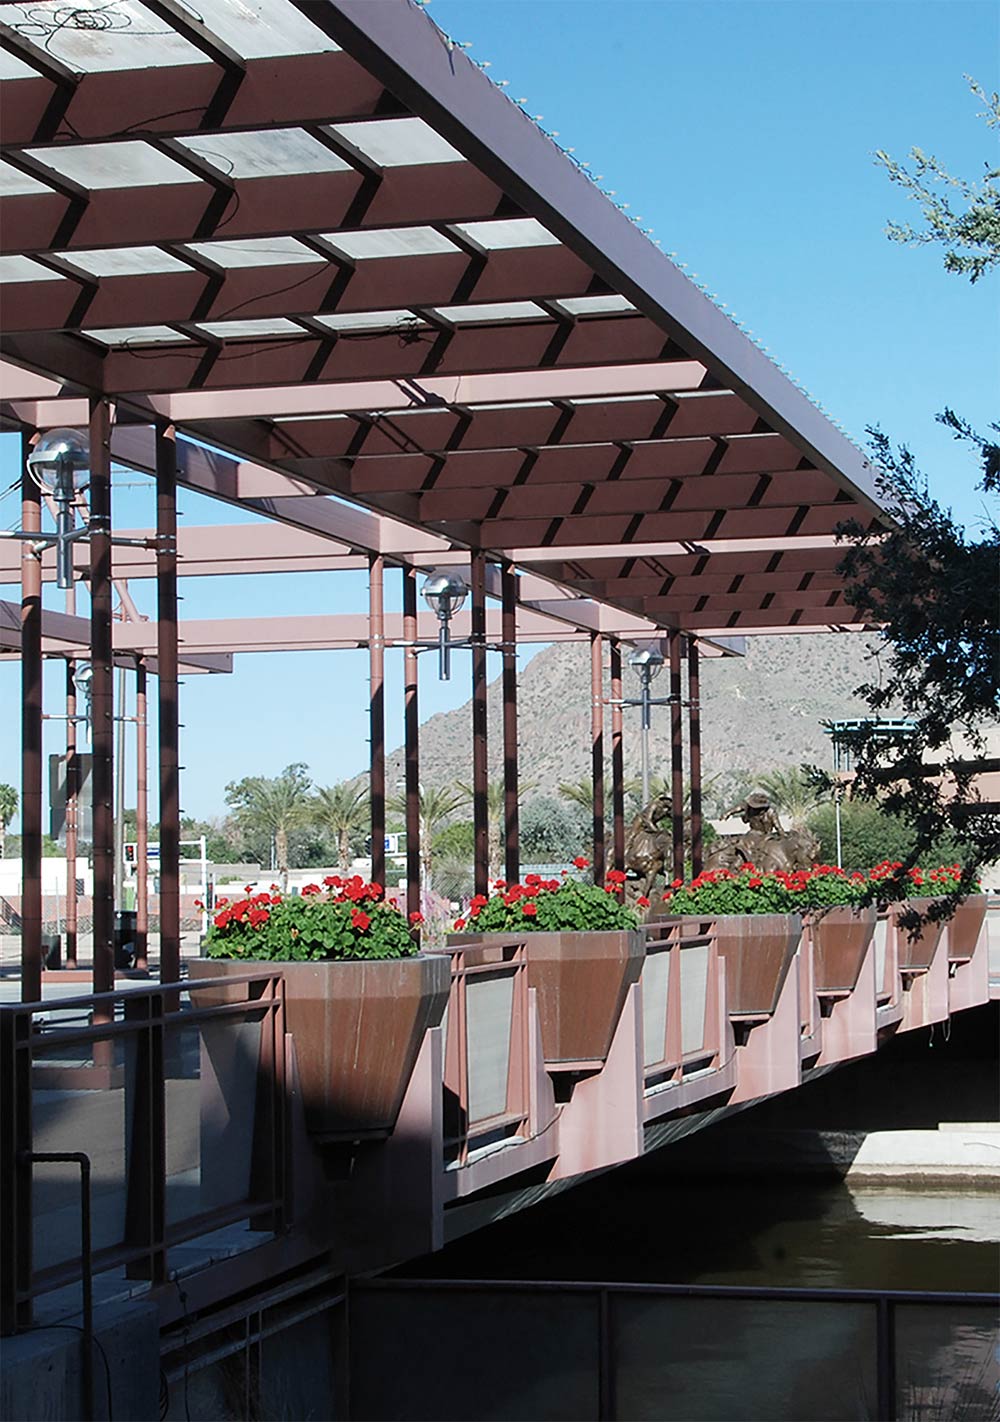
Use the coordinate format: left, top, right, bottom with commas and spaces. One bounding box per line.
1, 0, 996, 825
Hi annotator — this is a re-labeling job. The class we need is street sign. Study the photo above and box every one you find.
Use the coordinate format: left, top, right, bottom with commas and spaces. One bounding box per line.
49, 753, 92, 843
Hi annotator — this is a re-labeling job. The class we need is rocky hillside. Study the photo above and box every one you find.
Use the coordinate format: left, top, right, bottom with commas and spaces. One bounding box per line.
385, 632, 884, 813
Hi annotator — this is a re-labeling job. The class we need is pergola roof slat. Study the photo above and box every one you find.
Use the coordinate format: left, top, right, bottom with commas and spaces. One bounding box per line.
0, 0, 892, 636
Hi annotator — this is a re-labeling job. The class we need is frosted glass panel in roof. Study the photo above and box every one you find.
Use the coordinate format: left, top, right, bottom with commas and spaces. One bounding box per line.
175, 130, 350, 179
0, 256, 65, 283
187, 238, 324, 268
23, 142, 193, 190
326, 119, 464, 168
3, 2, 206, 72
0, 50, 37, 80
433, 302, 548, 324
67, 247, 190, 277
198, 318, 303, 338
193, 0, 340, 57
325, 228, 459, 260
84, 327, 190, 346
0, 162, 53, 197
312, 310, 426, 332
451, 219, 560, 250
555, 295, 636, 316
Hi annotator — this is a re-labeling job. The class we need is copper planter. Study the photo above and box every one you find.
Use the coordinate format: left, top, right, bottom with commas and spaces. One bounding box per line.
448, 929, 644, 1068
945, 893, 987, 962
890, 899, 945, 971
188, 955, 450, 1140
809, 905, 877, 993
706, 913, 802, 1016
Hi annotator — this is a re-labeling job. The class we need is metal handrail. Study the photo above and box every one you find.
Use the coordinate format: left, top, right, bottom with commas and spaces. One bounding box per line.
0, 973, 286, 1336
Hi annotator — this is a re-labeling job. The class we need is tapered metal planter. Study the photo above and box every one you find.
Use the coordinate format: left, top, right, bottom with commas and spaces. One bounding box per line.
809, 906, 877, 993
945, 893, 987, 962
447, 929, 644, 1069
708, 913, 802, 1016
888, 899, 946, 971
189, 955, 450, 1140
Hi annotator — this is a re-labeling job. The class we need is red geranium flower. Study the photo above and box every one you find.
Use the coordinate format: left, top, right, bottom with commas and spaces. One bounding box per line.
522, 902, 537, 917
409, 911, 424, 925
637, 895, 650, 908
573, 856, 589, 869
351, 909, 371, 932
454, 917, 466, 930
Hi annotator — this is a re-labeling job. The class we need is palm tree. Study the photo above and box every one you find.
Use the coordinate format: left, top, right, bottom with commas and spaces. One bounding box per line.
756, 766, 827, 830
0, 784, 16, 860
387, 783, 470, 888
559, 775, 640, 812
457, 777, 537, 880
225, 763, 313, 892
313, 780, 370, 873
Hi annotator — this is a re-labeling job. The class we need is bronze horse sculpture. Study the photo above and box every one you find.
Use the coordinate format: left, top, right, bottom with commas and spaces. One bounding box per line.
704, 793, 819, 874
624, 793, 674, 898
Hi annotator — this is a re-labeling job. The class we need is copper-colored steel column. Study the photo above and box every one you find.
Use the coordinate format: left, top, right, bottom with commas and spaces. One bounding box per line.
135, 660, 148, 971
610, 642, 625, 874
369, 554, 386, 889
156, 425, 181, 989
688, 638, 703, 878
501, 563, 519, 886
470, 551, 489, 898
64, 661, 79, 970
89, 398, 114, 1002
669, 630, 685, 882
590, 632, 606, 881
402, 568, 420, 921
20, 431, 42, 1003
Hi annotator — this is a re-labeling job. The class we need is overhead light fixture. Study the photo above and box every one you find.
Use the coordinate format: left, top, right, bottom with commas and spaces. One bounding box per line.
26, 428, 90, 590
422, 570, 469, 681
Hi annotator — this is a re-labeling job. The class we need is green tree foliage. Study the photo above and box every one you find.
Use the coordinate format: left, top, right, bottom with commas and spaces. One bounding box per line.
456, 777, 537, 879
387, 783, 469, 888
756, 766, 828, 829
4, 834, 62, 859
180, 815, 234, 864
432, 820, 475, 861
312, 781, 369, 872
876, 78, 1000, 284
836, 437, 999, 881
224, 763, 313, 890
807, 800, 962, 876
0, 783, 17, 859
834, 86, 1000, 885
520, 795, 587, 862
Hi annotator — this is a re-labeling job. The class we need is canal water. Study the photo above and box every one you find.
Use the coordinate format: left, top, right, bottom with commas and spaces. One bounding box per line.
392, 1165, 999, 1420
405, 1170, 1000, 1294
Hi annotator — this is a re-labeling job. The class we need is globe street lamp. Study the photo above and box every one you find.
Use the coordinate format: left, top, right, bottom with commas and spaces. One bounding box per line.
422, 569, 469, 681
24, 428, 91, 590
626, 643, 669, 806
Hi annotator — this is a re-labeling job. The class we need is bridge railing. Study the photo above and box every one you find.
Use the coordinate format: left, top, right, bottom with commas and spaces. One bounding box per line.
435, 939, 532, 1168
0, 973, 286, 1336
349, 1276, 1000, 1422
641, 919, 724, 1087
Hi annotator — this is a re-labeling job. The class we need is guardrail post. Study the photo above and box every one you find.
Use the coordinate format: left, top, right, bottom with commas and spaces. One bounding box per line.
124, 991, 166, 1282
0, 1008, 33, 1333
876, 1294, 896, 1421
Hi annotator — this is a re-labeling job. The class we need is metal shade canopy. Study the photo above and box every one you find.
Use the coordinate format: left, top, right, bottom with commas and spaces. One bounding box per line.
0, 0, 892, 634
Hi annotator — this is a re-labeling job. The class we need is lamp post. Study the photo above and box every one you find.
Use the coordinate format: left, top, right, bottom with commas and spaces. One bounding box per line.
823, 717, 917, 868
24, 428, 91, 589
421, 570, 469, 681
627, 643, 666, 806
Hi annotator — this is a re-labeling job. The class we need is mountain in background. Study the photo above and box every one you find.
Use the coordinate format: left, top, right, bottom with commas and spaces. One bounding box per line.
384, 632, 883, 814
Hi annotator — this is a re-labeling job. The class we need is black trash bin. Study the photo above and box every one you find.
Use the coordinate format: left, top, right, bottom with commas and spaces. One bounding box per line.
114, 910, 137, 969
41, 932, 61, 970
